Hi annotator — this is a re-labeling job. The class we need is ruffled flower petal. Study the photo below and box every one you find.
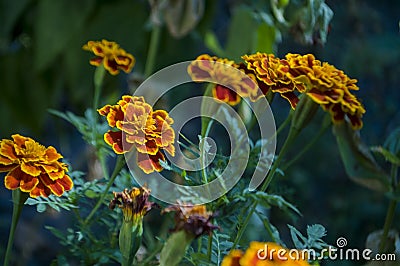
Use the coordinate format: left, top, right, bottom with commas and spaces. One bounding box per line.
83, 39, 135, 75
1, 135, 72, 197
137, 151, 165, 174
104, 131, 133, 154
99, 95, 176, 173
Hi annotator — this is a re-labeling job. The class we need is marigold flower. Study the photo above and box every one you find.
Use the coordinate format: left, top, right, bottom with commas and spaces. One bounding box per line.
243, 52, 365, 129
109, 186, 153, 222
284, 53, 365, 129
109, 186, 153, 264
222, 242, 311, 266
187, 54, 258, 105
242, 53, 305, 109
0, 134, 73, 197
98, 95, 175, 174
83, 39, 135, 75
162, 202, 219, 237
221, 250, 243, 266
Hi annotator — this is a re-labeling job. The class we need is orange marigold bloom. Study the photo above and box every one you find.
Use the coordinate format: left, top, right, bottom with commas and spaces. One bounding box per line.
0, 134, 73, 198
222, 242, 311, 266
83, 39, 135, 75
242, 53, 306, 109
187, 54, 258, 105
98, 95, 175, 174
221, 250, 244, 266
285, 53, 365, 129
109, 186, 153, 223
162, 203, 219, 237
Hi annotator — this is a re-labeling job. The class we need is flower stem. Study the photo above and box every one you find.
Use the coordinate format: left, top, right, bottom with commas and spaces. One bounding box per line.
84, 155, 126, 225
144, 25, 161, 78
379, 164, 399, 252
4, 190, 29, 266
207, 233, 213, 262
93, 64, 106, 115
282, 115, 331, 171
231, 125, 300, 249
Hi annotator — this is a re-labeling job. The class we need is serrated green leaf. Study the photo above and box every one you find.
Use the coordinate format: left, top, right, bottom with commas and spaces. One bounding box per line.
307, 224, 327, 240
49, 202, 61, 212
251, 191, 301, 215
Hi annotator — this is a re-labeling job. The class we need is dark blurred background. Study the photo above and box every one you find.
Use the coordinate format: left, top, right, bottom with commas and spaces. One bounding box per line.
0, 0, 399, 265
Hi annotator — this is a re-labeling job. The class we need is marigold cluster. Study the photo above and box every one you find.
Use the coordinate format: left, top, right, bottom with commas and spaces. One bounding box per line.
222, 242, 311, 266
0, 134, 73, 197
162, 203, 219, 237
98, 95, 175, 174
188, 53, 365, 129
83, 39, 135, 75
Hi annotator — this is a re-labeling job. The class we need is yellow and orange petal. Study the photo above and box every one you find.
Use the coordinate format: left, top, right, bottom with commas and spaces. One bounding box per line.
212, 85, 242, 105
137, 151, 165, 174
83, 39, 135, 75
188, 54, 259, 104
1, 134, 73, 197
284, 53, 365, 129
221, 250, 244, 266
242, 53, 305, 108
99, 95, 176, 173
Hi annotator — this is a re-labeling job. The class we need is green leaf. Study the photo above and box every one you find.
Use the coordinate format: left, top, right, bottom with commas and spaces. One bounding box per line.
288, 224, 307, 249
37, 203, 47, 213
384, 127, 400, 157
204, 31, 226, 57
160, 231, 194, 266
84, 190, 98, 199
255, 22, 277, 54
243, 191, 301, 216
307, 224, 327, 240
371, 146, 400, 166
225, 7, 258, 60
333, 122, 390, 192
255, 211, 283, 244
33, 0, 95, 71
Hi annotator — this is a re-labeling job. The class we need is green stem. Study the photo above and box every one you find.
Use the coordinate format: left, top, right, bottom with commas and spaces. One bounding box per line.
93, 64, 106, 115
379, 165, 399, 252
231, 125, 300, 249
84, 155, 126, 225
201, 119, 214, 184
4, 190, 29, 266
92, 65, 106, 145
144, 25, 161, 78
282, 116, 331, 171
207, 234, 213, 262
